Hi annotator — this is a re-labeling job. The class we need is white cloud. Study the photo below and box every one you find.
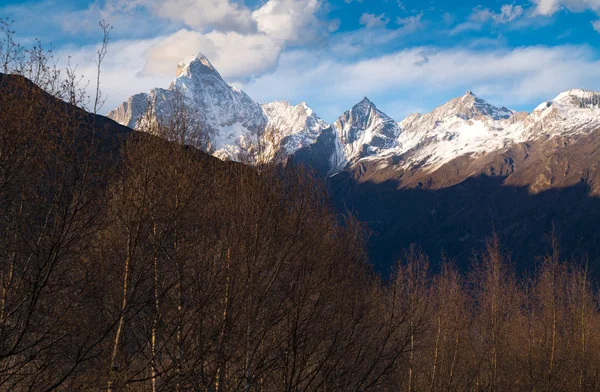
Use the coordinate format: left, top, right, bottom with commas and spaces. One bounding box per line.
137, 0, 328, 82
359, 13, 390, 29
146, 0, 255, 32
534, 0, 560, 15
451, 4, 525, 34
494, 4, 525, 23
594, 19, 600, 31
471, 4, 524, 24
240, 45, 600, 122
533, 0, 600, 15
63, 0, 257, 34
396, 13, 424, 32
62, 0, 150, 34
141, 29, 283, 80
253, 0, 330, 43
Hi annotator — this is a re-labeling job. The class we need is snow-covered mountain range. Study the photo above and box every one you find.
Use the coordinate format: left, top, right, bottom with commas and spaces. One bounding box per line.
108, 53, 600, 178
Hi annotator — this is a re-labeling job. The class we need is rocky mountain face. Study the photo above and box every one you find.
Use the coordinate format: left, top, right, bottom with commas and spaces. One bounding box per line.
108, 55, 267, 160
261, 101, 329, 162
108, 54, 330, 162
109, 55, 600, 275
332, 97, 401, 167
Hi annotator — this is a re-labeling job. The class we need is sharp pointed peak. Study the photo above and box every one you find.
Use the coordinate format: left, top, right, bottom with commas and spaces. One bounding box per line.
427, 90, 514, 120
192, 52, 214, 66
358, 96, 375, 105
176, 52, 221, 79
459, 90, 480, 103
351, 97, 377, 112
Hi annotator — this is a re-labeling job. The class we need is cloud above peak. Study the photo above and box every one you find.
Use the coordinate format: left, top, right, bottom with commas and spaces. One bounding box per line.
141, 29, 283, 81
148, 0, 256, 33
533, 0, 600, 16
137, 0, 330, 82
253, 0, 330, 43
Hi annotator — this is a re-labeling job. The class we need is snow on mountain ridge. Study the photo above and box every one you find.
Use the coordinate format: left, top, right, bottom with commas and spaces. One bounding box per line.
261, 101, 329, 161
381, 89, 600, 173
109, 53, 328, 162
554, 89, 600, 101
333, 97, 401, 165
108, 54, 600, 175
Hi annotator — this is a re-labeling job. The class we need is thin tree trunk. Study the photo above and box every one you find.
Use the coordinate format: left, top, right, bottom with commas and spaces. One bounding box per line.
550, 284, 556, 376
409, 286, 415, 392
579, 267, 587, 391
108, 236, 131, 392
0, 200, 22, 326
151, 223, 159, 392
430, 311, 441, 392
216, 248, 231, 392
449, 326, 459, 389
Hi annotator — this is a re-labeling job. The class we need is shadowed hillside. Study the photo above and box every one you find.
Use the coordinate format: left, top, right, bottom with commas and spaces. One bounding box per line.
328, 172, 600, 277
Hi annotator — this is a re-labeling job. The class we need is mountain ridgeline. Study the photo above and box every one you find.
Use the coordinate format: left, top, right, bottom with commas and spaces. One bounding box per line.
110, 53, 600, 275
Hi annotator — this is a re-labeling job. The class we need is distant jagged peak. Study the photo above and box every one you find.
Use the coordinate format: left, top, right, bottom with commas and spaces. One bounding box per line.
551, 88, 600, 109
553, 88, 600, 101
334, 96, 401, 163
175, 52, 223, 81
463, 90, 476, 98
423, 90, 513, 121
350, 97, 380, 115
357, 96, 375, 107
343, 97, 396, 123
534, 88, 600, 113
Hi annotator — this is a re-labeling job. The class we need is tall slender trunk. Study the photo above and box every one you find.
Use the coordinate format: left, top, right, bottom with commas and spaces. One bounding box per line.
216, 248, 231, 392
0, 252, 15, 326
449, 325, 459, 389
0, 200, 23, 326
550, 305, 556, 371
430, 311, 441, 392
490, 273, 498, 392
174, 191, 183, 392
108, 236, 131, 392
579, 268, 587, 391
549, 271, 557, 382
176, 264, 182, 392
408, 287, 415, 392
151, 222, 159, 392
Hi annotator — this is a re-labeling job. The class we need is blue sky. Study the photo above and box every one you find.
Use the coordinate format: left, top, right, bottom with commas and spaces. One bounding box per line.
3, 0, 600, 122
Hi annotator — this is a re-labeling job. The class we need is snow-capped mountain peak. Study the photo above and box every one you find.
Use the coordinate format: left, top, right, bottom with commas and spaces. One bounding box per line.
333, 97, 401, 164
176, 53, 219, 78
393, 92, 525, 172
109, 53, 267, 160
554, 88, 599, 101
261, 100, 329, 161
389, 88, 600, 174
551, 89, 600, 109
109, 53, 330, 163
356, 96, 375, 109
443, 91, 513, 120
